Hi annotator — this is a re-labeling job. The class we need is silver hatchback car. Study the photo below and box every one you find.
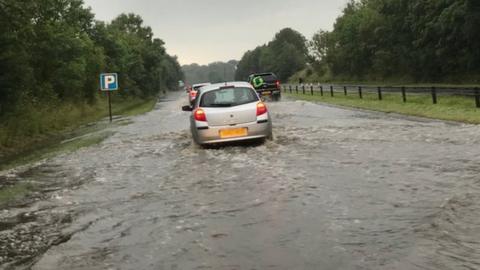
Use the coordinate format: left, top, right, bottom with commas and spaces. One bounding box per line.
182, 82, 273, 145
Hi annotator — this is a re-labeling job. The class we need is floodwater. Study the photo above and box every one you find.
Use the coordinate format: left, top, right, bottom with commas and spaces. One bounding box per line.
1, 92, 479, 270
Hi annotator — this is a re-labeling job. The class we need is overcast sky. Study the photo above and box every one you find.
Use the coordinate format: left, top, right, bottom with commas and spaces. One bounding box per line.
83, 0, 348, 65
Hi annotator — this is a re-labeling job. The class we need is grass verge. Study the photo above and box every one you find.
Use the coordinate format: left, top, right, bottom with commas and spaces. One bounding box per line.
285, 92, 480, 124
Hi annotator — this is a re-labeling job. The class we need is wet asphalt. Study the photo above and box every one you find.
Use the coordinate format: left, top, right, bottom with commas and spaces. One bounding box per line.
1, 92, 479, 270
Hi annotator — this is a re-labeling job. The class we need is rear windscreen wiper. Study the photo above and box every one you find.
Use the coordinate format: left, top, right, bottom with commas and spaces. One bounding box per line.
209, 103, 233, 107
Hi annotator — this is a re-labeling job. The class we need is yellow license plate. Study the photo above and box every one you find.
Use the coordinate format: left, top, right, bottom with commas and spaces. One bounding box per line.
262, 91, 272, 96
219, 128, 248, 139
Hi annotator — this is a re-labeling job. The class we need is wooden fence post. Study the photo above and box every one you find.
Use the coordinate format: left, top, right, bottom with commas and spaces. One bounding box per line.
431, 86, 437, 104
475, 87, 480, 108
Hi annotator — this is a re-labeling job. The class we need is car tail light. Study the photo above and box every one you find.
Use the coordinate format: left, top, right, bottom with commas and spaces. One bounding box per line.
275, 80, 281, 88
190, 90, 197, 98
194, 108, 207, 122
256, 102, 268, 116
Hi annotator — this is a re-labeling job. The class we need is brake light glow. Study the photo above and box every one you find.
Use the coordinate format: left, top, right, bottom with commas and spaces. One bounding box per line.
256, 102, 268, 116
194, 108, 207, 122
275, 80, 281, 88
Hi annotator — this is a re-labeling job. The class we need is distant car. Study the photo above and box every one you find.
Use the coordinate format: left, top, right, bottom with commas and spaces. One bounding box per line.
178, 80, 185, 89
182, 81, 273, 146
188, 83, 211, 105
248, 72, 281, 101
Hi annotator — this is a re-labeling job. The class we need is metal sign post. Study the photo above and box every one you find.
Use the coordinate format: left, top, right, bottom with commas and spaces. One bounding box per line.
100, 73, 119, 122
107, 91, 112, 122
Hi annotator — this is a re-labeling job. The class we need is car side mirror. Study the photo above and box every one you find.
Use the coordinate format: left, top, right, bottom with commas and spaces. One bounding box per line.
182, 105, 193, 112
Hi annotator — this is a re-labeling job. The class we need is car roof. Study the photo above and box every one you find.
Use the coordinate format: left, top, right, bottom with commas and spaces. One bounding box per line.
192, 82, 211, 87
199, 81, 254, 93
249, 72, 276, 77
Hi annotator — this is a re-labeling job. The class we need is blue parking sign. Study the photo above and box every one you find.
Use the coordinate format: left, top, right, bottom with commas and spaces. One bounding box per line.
100, 73, 119, 91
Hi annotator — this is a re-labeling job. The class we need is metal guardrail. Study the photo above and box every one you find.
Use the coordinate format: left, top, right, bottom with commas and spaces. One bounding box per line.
282, 84, 480, 108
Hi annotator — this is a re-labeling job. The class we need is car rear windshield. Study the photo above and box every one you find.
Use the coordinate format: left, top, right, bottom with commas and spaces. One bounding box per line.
252, 74, 277, 82
200, 87, 259, 107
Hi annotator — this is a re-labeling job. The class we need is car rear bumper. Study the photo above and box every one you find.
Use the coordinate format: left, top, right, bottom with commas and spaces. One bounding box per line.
256, 89, 281, 96
193, 121, 272, 145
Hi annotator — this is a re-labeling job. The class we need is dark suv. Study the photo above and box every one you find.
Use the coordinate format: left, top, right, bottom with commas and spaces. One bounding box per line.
248, 72, 281, 101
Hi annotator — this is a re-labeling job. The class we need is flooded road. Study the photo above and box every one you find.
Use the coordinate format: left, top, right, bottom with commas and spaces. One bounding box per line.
1, 92, 480, 270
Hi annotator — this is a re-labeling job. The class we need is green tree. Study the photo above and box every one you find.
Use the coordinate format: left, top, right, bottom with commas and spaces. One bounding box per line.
0, 0, 36, 114
182, 61, 237, 84
92, 13, 182, 98
307, 0, 480, 82
0, 0, 183, 119
308, 30, 332, 77
235, 28, 308, 81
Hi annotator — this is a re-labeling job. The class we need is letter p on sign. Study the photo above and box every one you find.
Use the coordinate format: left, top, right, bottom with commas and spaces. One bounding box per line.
100, 73, 119, 91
